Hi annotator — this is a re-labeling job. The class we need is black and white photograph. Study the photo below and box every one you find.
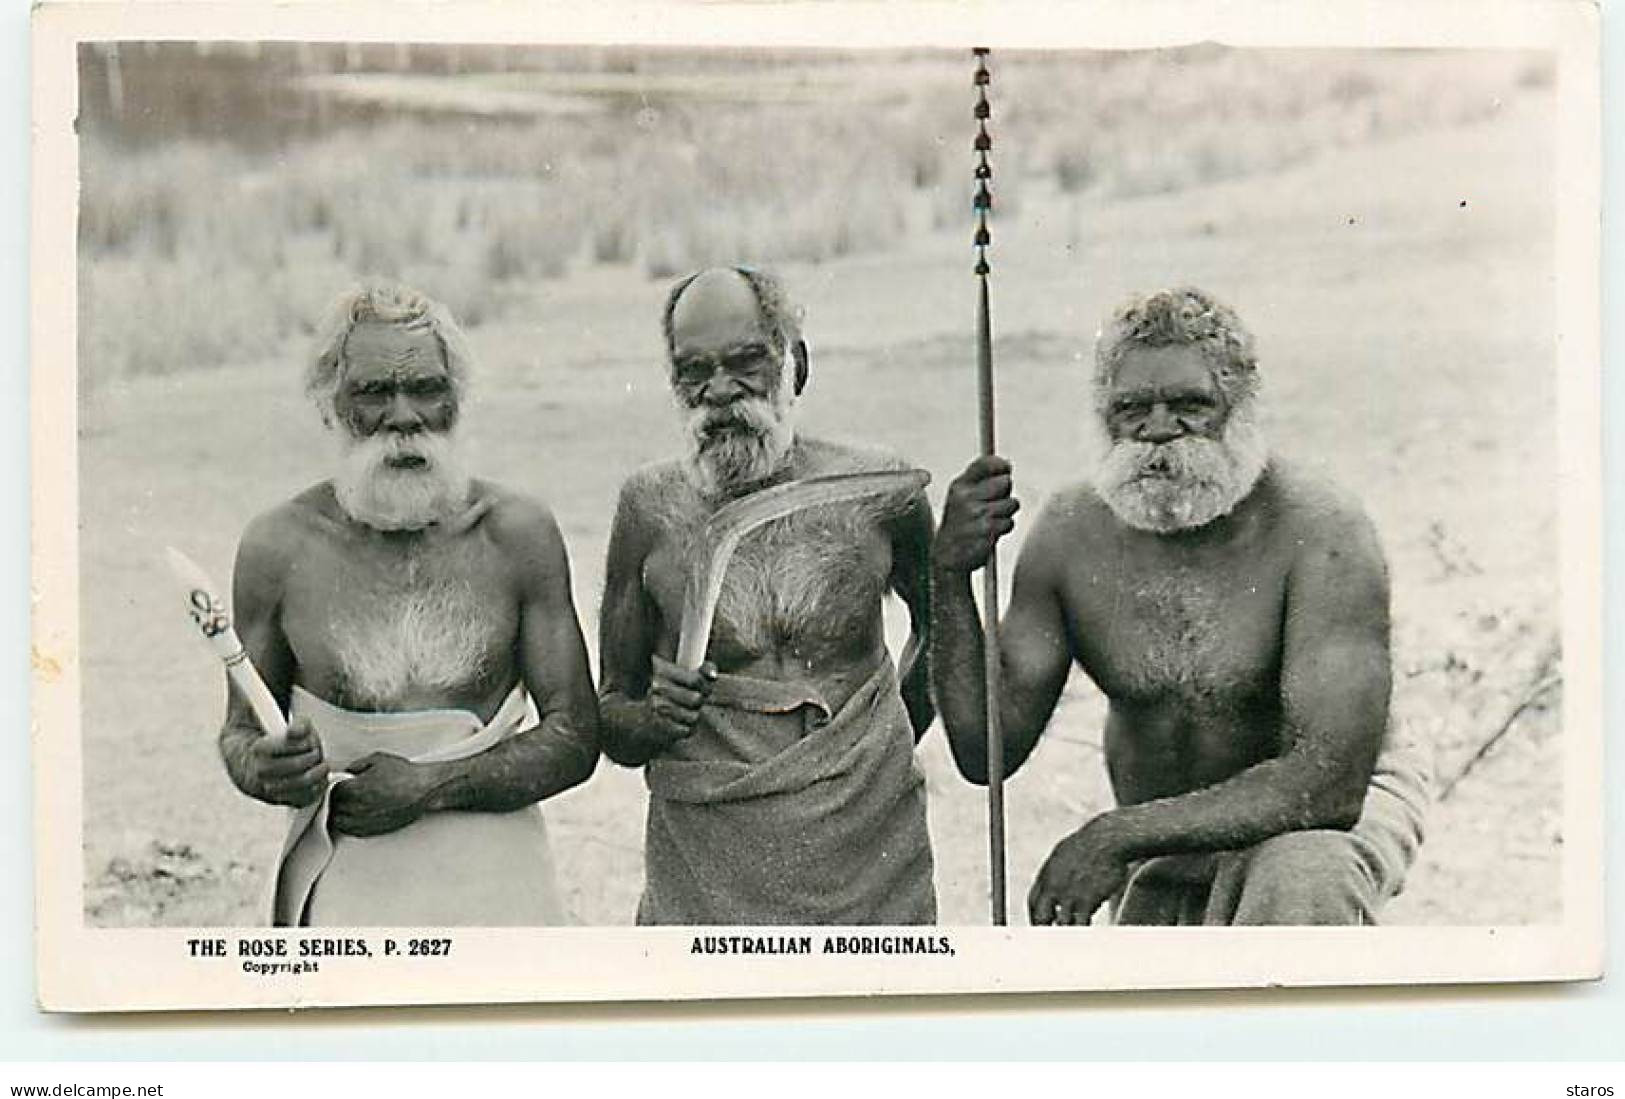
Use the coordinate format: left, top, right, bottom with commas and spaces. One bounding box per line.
30, 1, 1602, 1010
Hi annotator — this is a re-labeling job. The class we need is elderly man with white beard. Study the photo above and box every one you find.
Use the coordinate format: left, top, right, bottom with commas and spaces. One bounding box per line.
598, 266, 938, 925
933, 287, 1430, 926
217, 282, 599, 926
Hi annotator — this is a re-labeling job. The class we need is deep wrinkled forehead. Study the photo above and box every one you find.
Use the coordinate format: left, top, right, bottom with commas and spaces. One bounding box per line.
341, 321, 447, 384
1109, 344, 1220, 401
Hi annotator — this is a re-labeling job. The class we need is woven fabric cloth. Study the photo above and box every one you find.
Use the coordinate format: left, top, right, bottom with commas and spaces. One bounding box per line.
637, 659, 936, 925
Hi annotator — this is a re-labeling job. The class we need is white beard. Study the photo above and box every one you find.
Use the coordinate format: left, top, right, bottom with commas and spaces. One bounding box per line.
682, 391, 795, 501
332, 428, 471, 531
1094, 409, 1269, 533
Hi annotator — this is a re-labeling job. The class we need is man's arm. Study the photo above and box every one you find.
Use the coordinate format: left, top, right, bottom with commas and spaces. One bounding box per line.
217, 511, 329, 807
932, 458, 1074, 783
888, 485, 936, 739
428, 500, 600, 808
330, 500, 602, 836
1029, 505, 1391, 924
597, 478, 710, 768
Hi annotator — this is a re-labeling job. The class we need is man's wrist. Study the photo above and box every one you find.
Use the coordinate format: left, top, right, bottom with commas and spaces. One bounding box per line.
599, 695, 655, 764
633, 699, 668, 748
1079, 809, 1135, 861
416, 760, 468, 813
221, 729, 265, 801
607, 702, 663, 764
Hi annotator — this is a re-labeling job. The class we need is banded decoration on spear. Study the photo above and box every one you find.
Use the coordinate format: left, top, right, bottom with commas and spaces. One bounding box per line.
971, 46, 1009, 926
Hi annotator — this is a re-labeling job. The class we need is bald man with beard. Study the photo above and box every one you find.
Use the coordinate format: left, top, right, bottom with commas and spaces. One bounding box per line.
218, 282, 599, 926
933, 287, 1430, 926
598, 266, 938, 925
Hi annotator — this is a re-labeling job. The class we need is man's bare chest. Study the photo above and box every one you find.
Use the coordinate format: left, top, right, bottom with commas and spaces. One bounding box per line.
642, 508, 893, 661
1064, 557, 1288, 705
279, 535, 520, 704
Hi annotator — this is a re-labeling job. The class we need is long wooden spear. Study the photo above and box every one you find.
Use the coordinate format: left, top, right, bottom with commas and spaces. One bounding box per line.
972, 47, 1008, 926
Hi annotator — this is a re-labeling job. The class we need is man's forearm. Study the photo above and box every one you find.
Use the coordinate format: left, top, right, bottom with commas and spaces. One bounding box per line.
930, 567, 994, 772
1095, 753, 1368, 862
218, 719, 269, 802
897, 632, 936, 740
420, 718, 598, 812
935, 566, 1051, 781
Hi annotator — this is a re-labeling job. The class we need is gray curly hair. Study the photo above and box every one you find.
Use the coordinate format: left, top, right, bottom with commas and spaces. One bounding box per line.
306, 282, 475, 424
660, 266, 804, 366
1092, 287, 1260, 414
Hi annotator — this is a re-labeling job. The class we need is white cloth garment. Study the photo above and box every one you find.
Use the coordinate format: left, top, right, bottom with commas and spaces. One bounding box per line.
268, 685, 567, 927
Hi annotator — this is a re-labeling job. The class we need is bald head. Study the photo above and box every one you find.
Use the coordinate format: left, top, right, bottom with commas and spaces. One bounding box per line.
671, 268, 767, 356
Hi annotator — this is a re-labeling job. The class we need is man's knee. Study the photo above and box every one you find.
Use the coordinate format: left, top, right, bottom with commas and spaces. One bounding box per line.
1231, 829, 1376, 926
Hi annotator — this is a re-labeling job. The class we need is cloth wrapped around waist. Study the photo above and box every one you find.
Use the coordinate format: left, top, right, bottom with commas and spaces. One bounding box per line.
638, 658, 936, 926
1111, 741, 1433, 926
269, 685, 565, 927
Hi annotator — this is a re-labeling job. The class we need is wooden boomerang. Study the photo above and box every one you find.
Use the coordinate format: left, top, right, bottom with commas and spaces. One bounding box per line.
674, 469, 932, 669
164, 546, 290, 746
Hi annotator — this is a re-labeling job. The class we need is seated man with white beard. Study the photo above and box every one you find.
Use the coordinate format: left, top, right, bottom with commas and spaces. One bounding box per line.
218, 282, 599, 926
599, 266, 938, 925
934, 287, 1429, 926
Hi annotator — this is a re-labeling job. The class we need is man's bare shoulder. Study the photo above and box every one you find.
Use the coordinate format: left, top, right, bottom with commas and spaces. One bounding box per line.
1004, 480, 1113, 588
605, 460, 698, 560
244, 483, 342, 549
1033, 479, 1118, 544
235, 484, 340, 594
797, 435, 915, 476
1263, 461, 1385, 557
614, 459, 691, 516
473, 479, 567, 558
798, 438, 928, 529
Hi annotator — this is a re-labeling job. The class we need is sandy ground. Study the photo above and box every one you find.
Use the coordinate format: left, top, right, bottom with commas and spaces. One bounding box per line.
77, 94, 1561, 927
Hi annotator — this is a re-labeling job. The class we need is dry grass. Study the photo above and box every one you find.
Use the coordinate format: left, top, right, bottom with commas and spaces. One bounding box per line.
1018, 48, 1533, 200
76, 47, 1547, 387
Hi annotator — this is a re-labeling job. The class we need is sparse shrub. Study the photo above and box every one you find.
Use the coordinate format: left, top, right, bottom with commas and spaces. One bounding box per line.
642, 226, 686, 280
484, 232, 527, 282
592, 216, 638, 265
1053, 141, 1097, 193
